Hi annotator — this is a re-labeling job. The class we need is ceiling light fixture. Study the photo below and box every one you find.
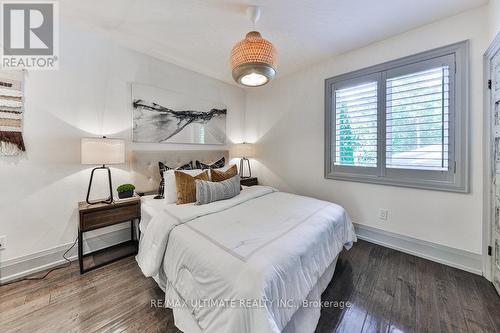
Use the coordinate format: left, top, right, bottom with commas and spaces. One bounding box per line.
230, 6, 277, 87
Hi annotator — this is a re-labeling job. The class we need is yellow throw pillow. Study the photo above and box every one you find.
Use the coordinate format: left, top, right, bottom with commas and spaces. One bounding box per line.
175, 170, 209, 204
211, 165, 237, 182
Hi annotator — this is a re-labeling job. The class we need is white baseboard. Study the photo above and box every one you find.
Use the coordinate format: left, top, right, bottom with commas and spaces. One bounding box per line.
0, 228, 132, 284
354, 223, 482, 275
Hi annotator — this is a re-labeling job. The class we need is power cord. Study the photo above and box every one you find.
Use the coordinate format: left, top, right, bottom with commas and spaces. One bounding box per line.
1, 237, 79, 286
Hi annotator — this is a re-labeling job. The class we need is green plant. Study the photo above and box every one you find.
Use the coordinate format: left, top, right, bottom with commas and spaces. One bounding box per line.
338, 103, 356, 165
117, 184, 135, 193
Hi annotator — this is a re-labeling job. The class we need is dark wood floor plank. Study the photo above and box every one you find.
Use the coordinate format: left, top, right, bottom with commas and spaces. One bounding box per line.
415, 257, 441, 333
473, 274, 500, 332
361, 247, 401, 333
315, 240, 373, 332
388, 251, 417, 333
452, 267, 497, 333
334, 243, 386, 333
433, 262, 469, 332
1, 240, 499, 333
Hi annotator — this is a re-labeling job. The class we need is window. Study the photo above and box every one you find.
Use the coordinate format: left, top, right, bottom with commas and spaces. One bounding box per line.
386, 65, 450, 171
325, 41, 469, 192
335, 81, 378, 168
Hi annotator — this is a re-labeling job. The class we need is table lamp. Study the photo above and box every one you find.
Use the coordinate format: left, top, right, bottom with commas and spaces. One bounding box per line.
81, 137, 125, 205
231, 143, 256, 178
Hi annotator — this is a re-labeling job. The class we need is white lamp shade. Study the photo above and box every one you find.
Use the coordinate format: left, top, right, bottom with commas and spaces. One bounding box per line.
231, 143, 256, 158
81, 137, 125, 165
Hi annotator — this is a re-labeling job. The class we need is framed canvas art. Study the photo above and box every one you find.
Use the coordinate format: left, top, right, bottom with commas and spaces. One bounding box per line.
132, 84, 227, 145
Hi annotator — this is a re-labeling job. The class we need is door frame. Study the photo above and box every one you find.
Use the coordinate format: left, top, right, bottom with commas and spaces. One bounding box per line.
483, 32, 500, 281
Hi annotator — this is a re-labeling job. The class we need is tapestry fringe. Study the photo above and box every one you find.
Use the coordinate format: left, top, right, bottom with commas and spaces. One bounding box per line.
0, 141, 22, 155
0, 131, 25, 151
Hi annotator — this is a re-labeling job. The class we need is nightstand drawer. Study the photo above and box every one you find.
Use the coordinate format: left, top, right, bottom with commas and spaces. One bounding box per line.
80, 204, 139, 231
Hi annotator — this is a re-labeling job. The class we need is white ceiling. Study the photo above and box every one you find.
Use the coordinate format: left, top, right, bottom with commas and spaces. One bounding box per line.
62, 0, 487, 85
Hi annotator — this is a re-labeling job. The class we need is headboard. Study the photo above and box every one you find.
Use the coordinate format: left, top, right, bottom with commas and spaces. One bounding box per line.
130, 150, 229, 193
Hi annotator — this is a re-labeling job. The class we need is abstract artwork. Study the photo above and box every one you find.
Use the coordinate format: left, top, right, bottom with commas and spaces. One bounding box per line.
132, 84, 227, 144
0, 71, 24, 156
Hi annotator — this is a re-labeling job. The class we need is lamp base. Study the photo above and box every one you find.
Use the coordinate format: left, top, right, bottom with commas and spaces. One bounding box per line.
239, 158, 252, 178
86, 165, 114, 205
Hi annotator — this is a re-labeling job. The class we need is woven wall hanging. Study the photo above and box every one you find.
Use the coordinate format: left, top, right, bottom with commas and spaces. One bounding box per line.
0, 73, 24, 156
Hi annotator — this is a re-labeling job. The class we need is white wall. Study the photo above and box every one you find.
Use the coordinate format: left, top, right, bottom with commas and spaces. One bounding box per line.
245, 6, 489, 254
0, 21, 245, 264
489, 0, 500, 41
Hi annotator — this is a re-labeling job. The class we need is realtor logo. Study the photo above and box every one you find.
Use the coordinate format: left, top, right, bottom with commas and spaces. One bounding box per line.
1, 1, 59, 70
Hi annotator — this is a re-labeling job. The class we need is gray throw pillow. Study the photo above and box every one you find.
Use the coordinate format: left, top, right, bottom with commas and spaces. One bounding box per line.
195, 175, 241, 205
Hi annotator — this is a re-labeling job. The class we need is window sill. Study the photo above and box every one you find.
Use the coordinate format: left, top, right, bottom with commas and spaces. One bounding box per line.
324, 172, 469, 193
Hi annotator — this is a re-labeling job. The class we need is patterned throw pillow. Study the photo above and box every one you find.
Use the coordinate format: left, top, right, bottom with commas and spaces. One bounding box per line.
196, 157, 225, 170
211, 164, 237, 182
195, 175, 241, 205
175, 170, 209, 204
155, 161, 193, 199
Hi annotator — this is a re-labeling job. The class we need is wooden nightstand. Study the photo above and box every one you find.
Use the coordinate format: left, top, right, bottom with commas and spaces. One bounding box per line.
78, 197, 141, 274
240, 177, 258, 187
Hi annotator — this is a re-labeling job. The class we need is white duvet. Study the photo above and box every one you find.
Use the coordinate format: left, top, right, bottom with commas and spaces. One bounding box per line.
137, 186, 356, 333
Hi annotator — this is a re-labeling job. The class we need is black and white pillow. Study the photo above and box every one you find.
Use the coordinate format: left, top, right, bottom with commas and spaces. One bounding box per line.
196, 157, 225, 170
155, 161, 193, 199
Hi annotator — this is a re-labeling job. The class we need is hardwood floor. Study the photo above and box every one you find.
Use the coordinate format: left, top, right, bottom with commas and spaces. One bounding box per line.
1, 240, 498, 333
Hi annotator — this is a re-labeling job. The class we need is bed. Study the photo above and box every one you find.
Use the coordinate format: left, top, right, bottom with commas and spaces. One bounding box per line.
132, 151, 356, 333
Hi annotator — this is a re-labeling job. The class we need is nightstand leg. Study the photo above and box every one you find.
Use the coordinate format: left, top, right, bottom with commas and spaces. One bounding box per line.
78, 229, 84, 274
131, 220, 134, 241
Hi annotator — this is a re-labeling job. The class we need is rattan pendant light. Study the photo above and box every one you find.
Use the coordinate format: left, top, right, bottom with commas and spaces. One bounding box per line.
230, 6, 277, 87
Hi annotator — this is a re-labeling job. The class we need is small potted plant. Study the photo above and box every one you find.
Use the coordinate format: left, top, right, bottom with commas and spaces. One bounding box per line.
117, 184, 135, 199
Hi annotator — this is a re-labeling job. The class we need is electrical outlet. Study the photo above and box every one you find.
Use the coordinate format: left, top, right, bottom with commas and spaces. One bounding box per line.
378, 209, 388, 220
0, 236, 6, 250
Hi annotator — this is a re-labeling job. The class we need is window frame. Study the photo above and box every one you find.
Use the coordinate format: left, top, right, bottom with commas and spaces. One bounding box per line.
324, 41, 469, 193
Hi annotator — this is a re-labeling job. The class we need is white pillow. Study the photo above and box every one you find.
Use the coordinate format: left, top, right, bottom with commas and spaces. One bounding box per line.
164, 169, 207, 204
